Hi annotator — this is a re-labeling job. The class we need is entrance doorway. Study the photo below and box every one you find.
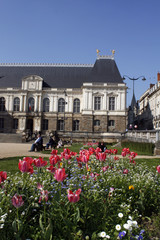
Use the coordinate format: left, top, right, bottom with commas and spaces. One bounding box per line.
27, 118, 33, 134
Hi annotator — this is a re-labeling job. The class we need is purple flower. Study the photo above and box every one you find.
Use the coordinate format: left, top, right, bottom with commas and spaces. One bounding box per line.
118, 231, 126, 239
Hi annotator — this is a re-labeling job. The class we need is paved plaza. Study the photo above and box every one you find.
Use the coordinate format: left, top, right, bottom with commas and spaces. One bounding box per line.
0, 143, 51, 158
0, 142, 160, 159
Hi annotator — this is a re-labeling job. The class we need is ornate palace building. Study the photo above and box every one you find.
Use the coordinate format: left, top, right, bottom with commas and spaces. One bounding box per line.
0, 53, 127, 141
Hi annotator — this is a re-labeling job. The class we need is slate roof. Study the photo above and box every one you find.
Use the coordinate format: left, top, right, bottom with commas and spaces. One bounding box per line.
0, 58, 123, 89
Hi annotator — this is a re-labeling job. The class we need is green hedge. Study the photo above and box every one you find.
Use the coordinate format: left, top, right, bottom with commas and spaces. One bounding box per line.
121, 141, 155, 155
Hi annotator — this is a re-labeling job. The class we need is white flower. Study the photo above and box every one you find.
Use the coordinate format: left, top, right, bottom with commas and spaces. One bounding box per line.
127, 220, 132, 226
106, 235, 110, 239
99, 231, 107, 238
132, 221, 138, 227
128, 215, 132, 220
115, 224, 121, 231
118, 213, 123, 218
123, 223, 130, 230
0, 224, 4, 229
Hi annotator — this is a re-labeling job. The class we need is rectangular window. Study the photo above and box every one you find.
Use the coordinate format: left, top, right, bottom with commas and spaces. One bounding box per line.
108, 120, 115, 126
0, 118, 4, 129
13, 119, 18, 129
73, 120, 79, 131
94, 97, 101, 110
109, 97, 115, 110
43, 119, 48, 130
58, 120, 64, 131
94, 120, 100, 126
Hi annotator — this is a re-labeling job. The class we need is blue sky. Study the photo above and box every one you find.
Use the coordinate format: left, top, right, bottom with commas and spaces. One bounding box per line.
0, 0, 160, 106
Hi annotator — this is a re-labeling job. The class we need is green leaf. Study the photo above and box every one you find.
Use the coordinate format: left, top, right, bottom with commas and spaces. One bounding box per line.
39, 214, 44, 233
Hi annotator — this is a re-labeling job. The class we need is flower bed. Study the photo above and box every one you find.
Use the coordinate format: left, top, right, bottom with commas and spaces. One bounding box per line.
0, 147, 160, 239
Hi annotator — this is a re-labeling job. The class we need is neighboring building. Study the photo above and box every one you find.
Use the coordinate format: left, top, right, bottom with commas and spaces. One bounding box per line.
138, 73, 160, 130
127, 93, 139, 129
0, 53, 127, 141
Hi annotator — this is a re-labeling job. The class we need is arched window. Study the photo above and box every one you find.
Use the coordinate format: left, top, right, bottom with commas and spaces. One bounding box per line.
43, 98, 50, 112
73, 98, 80, 113
0, 97, 5, 111
58, 98, 65, 112
13, 97, 20, 111
28, 97, 34, 112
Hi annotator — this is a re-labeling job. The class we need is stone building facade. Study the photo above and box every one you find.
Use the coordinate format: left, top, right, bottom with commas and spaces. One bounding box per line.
138, 73, 160, 130
0, 54, 127, 141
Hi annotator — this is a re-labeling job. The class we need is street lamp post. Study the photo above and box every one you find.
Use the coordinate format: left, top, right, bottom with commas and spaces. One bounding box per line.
122, 75, 146, 99
122, 75, 146, 129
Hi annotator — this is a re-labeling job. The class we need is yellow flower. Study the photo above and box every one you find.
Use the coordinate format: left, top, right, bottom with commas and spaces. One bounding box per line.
59, 162, 63, 167
87, 167, 91, 172
129, 185, 134, 190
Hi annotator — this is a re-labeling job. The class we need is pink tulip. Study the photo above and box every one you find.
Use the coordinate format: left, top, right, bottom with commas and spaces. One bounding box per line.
123, 169, 129, 174
96, 152, 106, 161
102, 166, 109, 172
54, 168, 68, 182
33, 157, 47, 168
0, 171, 7, 184
121, 151, 127, 157
19, 159, 33, 174
67, 189, 81, 203
157, 165, 160, 173
12, 194, 24, 208
39, 190, 49, 203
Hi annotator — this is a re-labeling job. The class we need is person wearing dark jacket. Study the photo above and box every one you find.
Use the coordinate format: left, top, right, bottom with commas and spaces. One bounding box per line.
29, 133, 43, 152
46, 136, 55, 149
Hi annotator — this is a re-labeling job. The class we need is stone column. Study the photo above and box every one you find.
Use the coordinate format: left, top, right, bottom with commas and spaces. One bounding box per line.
35, 95, 38, 112
54, 96, 58, 112
24, 95, 27, 111
50, 96, 54, 112
10, 95, 13, 111
20, 95, 23, 112
88, 92, 92, 110
38, 95, 42, 112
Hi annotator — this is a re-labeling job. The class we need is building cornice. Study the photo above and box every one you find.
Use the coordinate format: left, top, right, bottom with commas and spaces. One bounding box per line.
0, 63, 93, 67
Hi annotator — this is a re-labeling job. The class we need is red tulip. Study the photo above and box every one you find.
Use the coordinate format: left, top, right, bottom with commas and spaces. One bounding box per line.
33, 157, 47, 168
111, 149, 118, 154
114, 156, 119, 161
67, 189, 81, 203
0, 171, 7, 184
96, 152, 106, 161
49, 155, 61, 165
54, 168, 68, 182
121, 151, 126, 157
12, 194, 24, 208
18, 159, 33, 174
157, 165, 160, 173
51, 149, 58, 155
123, 169, 129, 174
47, 165, 57, 173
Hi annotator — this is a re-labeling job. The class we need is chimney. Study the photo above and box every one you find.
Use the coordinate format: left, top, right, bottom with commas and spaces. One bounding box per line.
157, 72, 160, 81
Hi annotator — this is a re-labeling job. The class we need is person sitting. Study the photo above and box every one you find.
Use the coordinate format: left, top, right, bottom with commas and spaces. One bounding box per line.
98, 142, 106, 152
57, 139, 63, 148
46, 136, 55, 149
29, 133, 43, 152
